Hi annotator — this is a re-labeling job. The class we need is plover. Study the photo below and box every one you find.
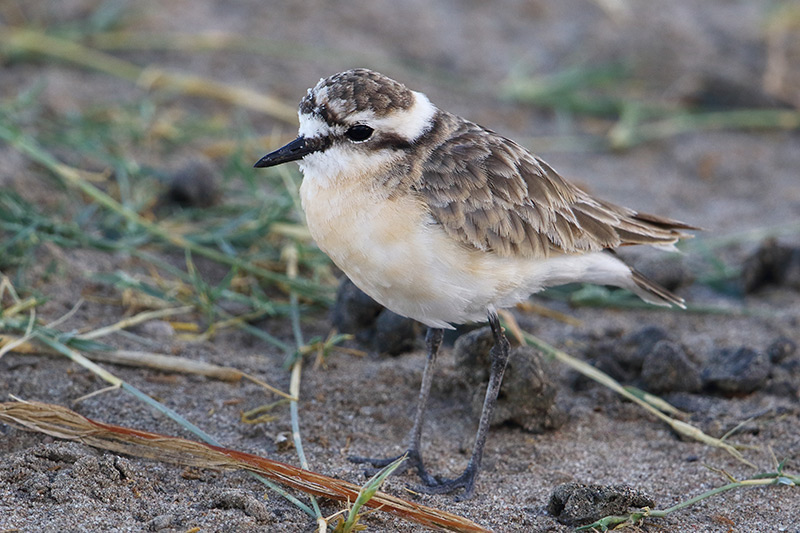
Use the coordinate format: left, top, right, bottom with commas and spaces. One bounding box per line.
255, 68, 695, 499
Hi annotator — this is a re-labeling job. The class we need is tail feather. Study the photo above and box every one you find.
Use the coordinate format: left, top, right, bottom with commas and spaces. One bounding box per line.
629, 268, 686, 309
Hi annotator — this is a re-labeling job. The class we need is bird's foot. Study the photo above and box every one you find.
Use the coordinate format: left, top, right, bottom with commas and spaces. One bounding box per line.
348, 448, 438, 486
411, 464, 478, 501
350, 451, 478, 500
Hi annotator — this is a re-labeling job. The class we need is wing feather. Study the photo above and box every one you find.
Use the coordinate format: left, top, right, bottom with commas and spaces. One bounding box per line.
414, 112, 695, 258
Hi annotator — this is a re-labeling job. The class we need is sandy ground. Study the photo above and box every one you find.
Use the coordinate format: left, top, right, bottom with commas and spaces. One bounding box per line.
2, 1, 799, 531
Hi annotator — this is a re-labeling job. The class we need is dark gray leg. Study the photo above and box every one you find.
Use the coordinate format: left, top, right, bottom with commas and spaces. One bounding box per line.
349, 327, 443, 484
415, 310, 510, 500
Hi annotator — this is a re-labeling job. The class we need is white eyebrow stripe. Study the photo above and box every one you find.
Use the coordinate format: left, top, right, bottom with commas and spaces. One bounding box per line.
374, 91, 436, 141
347, 91, 436, 142
297, 90, 436, 144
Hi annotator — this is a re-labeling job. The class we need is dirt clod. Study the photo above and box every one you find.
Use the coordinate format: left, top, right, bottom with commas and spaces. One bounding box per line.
547, 482, 656, 526
741, 239, 800, 293
330, 278, 384, 340
374, 308, 422, 355
588, 325, 672, 383
210, 489, 272, 522
766, 338, 800, 399
640, 340, 702, 393
454, 327, 566, 432
768, 336, 797, 364
702, 346, 771, 394
331, 278, 422, 355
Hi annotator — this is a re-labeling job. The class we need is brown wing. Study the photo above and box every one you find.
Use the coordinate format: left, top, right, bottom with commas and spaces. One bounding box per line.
415, 116, 695, 258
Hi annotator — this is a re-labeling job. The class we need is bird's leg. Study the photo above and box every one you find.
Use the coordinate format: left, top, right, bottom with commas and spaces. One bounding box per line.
349, 327, 443, 485
415, 310, 510, 500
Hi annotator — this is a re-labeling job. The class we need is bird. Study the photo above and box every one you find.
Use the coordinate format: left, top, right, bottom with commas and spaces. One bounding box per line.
254, 68, 695, 499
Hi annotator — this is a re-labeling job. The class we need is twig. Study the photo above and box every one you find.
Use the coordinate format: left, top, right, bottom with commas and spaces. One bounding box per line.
0, 400, 489, 533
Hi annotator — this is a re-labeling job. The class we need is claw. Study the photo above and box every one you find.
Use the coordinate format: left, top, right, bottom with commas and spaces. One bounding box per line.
411, 464, 478, 500
348, 448, 440, 486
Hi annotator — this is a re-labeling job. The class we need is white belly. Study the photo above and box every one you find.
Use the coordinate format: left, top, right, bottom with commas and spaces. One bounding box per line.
300, 175, 636, 328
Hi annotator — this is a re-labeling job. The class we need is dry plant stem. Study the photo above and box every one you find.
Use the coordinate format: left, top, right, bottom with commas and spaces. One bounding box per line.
498, 310, 755, 467
76, 306, 195, 340
284, 244, 324, 525
579, 471, 798, 531
89, 350, 242, 382
0, 336, 233, 378
610, 108, 800, 149
515, 300, 582, 327
0, 122, 324, 299
0, 311, 36, 359
31, 333, 314, 514
0, 401, 488, 533
0, 277, 38, 358
0, 282, 311, 515
0, 333, 294, 399
623, 386, 685, 417
0, 28, 298, 124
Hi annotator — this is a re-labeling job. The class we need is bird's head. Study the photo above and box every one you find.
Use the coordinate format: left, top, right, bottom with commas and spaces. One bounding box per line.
254, 69, 437, 183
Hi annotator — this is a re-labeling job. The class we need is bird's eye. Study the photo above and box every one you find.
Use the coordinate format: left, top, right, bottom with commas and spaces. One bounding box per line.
345, 124, 374, 142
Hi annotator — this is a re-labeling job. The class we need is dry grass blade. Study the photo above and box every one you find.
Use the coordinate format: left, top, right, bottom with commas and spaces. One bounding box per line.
76, 306, 195, 340
138, 67, 298, 123
0, 335, 294, 399
514, 300, 582, 327
0, 400, 489, 533
86, 350, 244, 382
0, 28, 298, 124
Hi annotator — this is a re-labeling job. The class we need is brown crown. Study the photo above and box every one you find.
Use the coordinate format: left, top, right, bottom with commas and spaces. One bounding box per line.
299, 69, 414, 122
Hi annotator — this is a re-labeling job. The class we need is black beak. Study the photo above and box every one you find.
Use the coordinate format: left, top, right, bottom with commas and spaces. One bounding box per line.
254, 136, 321, 168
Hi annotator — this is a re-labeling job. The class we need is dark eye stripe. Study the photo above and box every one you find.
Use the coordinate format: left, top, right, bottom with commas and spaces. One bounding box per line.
370, 133, 413, 151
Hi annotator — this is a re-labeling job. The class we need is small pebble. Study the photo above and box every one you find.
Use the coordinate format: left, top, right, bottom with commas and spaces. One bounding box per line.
138, 320, 175, 341
274, 432, 293, 452
147, 514, 175, 531
165, 160, 221, 208
767, 336, 797, 364
548, 482, 656, 526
